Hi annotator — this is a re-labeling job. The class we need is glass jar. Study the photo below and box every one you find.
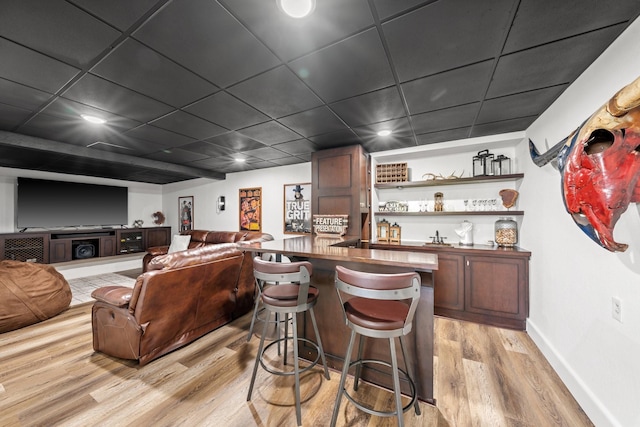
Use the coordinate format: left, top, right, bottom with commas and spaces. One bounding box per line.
495, 217, 518, 247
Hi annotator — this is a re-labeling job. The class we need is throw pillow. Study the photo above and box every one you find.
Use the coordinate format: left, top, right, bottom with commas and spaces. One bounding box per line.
168, 234, 191, 253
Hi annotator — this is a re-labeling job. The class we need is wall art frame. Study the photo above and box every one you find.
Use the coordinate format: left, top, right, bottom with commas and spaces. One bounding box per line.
239, 187, 262, 232
178, 196, 194, 232
283, 183, 311, 234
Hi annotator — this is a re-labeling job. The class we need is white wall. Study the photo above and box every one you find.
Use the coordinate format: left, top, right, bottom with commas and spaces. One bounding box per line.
523, 18, 640, 427
159, 162, 311, 240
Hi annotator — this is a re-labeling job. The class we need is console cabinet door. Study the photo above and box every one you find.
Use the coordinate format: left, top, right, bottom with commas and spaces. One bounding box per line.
100, 236, 117, 257
433, 253, 465, 311
50, 239, 72, 263
465, 255, 528, 322
145, 227, 170, 248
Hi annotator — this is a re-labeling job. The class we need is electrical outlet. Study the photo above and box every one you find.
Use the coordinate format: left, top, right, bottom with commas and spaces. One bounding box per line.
612, 297, 622, 322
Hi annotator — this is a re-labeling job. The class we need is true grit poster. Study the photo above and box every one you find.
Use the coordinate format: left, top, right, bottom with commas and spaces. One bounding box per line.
284, 183, 311, 234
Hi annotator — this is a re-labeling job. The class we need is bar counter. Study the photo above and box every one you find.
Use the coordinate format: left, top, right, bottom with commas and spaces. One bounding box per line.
244, 235, 438, 403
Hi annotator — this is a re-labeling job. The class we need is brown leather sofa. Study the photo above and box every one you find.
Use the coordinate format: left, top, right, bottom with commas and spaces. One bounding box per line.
142, 229, 272, 272
91, 235, 271, 365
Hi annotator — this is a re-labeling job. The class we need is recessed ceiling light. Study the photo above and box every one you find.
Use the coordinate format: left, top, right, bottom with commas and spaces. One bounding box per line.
235, 158, 246, 163
377, 129, 392, 137
81, 114, 106, 124
277, 0, 316, 18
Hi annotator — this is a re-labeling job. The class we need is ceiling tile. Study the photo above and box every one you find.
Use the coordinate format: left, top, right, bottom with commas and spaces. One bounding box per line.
240, 146, 290, 161
185, 91, 269, 130
124, 124, 196, 148
41, 98, 140, 131
0, 0, 121, 68
383, 0, 516, 82
68, 0, 160, 31
411, 103, 480, 134
0, 79, 52, 111
144, 147, 209, 164
504, 0, 640, 53
180, 140, 237, 157
279, 106, 348, 137
0, 104, 32, 129
477, 85, 568, 124
308, 129, 362, 149
330, 86, 406, 127
205, 131, 266, 152
470, 116, 536, 137
92, 38, 219, 107
0, 38, 79, 93
416, 127, 472, 146
237, 121, 302, 145
488, 25, 625, 98
62, 74, 174, 122
149, 110, 227, 140
228, 66, 323, 118
373, 0, 436, 20
402, 61, 494, 115
271, 139, 318, 155
289, 28, 395, 103
223, 0, 373, 61
133, 0, 281, 87
361, 135, 417, 153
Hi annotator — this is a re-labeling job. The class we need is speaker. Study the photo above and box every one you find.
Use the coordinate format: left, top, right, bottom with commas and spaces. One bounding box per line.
74, 243, 95, 259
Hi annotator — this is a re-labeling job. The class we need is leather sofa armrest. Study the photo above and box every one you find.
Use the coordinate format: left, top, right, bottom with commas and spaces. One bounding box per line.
91, 286, 132, 307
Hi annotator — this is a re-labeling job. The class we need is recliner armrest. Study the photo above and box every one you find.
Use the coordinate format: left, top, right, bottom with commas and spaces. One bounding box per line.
146, 245, 170, 256
91, 286, 132, 307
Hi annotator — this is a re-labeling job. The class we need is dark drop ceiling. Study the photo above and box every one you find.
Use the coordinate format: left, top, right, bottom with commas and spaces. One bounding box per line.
1, 0, 639, 184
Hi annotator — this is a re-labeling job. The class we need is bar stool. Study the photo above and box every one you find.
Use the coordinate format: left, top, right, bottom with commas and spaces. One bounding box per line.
246, 252, 291, 343
331, 265, 421, 427
247, 256, 330, 426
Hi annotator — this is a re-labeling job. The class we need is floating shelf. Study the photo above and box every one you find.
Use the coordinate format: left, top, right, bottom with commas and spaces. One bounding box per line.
374, 173, 524, 189
374, 211, 524, 217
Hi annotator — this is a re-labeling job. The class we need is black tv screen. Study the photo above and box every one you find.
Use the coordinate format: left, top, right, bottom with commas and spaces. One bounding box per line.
17, 178, 128, 229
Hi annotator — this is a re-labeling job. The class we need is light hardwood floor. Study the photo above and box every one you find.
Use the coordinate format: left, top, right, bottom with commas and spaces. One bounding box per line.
0, 301, 593, 426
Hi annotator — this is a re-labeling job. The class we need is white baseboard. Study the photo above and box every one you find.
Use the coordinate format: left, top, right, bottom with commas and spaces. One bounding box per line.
526, 318, 621, 427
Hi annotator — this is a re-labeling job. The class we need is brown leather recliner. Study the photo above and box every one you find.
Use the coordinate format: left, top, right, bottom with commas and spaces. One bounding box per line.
142, 230, 273, 272
91, 243, 259, 365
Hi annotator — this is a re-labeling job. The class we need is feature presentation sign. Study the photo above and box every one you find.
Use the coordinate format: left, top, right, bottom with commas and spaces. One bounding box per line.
312, 214, 349, 236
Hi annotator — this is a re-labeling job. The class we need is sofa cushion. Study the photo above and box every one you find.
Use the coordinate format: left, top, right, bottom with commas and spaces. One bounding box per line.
205, 231, 240, 244
148, 243, 242, 271
168, 234, 191, 253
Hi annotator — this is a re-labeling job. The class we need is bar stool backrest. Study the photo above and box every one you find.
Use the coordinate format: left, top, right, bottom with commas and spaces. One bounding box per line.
253, 256, 313, 306
335, 265, 421, 335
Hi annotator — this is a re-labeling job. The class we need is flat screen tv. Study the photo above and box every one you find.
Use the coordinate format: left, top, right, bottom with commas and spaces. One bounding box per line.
17, 178, 128, 229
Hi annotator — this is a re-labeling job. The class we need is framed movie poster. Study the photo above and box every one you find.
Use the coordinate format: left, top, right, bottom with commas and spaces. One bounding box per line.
178, 196, 194, 231
284, 183, 311, 234
239, 187, 261, 232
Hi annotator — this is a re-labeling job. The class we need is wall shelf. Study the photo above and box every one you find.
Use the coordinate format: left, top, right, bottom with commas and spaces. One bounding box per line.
374, 211, 524, 217
374, 173, 524, 189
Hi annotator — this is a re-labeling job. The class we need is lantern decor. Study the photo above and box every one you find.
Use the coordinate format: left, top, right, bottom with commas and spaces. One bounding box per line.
377, 219, 390, 243
389, 222, 401, 244
473, 149, 494, 176
434, 192, 444, 212
492, 154, 511, 176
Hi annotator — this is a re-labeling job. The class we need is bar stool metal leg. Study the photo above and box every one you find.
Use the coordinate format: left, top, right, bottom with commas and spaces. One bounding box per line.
330, 329, 357, 427
399, 335, 421, 415
247, 306, 272, 402
389, 337, 404, 427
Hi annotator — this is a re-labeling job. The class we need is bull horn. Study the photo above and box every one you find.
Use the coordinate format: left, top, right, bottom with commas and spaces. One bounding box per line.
607, 75, 640, 117
529, 137, 567, 167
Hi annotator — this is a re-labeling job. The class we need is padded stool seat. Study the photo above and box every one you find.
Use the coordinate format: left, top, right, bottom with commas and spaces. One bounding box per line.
247, 256, 329, 426
331, 265, 422, 427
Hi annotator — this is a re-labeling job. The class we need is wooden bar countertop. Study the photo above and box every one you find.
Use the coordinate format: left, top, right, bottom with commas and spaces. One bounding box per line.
243, 235, 439, 271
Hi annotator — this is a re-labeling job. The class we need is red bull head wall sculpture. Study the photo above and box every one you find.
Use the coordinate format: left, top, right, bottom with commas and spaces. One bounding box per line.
530, 76, 640, 252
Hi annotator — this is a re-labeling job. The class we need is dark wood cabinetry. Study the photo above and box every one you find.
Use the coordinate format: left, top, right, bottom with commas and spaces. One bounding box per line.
0, 227, 170, 264
370, 242, 530, 330
312, 144, 371, 240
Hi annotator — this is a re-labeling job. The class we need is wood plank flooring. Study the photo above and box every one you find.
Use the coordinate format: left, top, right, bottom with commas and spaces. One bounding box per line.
0, 302, 593, 426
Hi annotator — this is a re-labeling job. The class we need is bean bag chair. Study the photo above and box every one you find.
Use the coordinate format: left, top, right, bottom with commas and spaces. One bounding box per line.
0, 260, 72, 333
